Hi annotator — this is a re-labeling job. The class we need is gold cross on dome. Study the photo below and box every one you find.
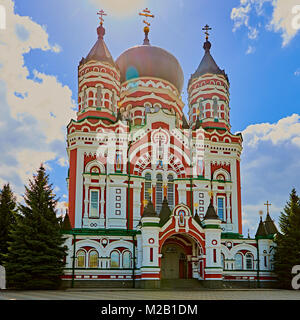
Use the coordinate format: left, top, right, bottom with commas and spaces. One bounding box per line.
264, 200, 271, 214
202, 24, 212, 41
139, 8, 154, 27
97, 9, 107, 25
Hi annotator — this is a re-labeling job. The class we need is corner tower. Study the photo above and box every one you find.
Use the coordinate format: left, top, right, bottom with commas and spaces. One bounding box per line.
188, 26, 230, 131
188, 26, 243, 236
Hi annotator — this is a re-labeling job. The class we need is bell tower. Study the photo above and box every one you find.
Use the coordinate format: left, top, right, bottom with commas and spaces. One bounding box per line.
188, 25, 230, 131
77, 10, 120, 123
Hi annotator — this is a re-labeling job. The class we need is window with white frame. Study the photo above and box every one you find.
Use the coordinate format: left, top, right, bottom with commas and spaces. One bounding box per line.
234, 253, 243, 270
167, 174, 174, 209
245, 253, 253, 270
76, 250, 86, 268
110, 251, 120, 268
221, 253, 225, 269
89, 250, 99, 268
156, 173, 163, 213
122, 251, 132, 268
217, 197, 225, 221
90, 190, 99, 218
145, 173, 152, 202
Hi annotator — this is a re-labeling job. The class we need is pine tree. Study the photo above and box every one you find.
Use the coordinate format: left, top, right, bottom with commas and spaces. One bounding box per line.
0, 183, 17, 265
273, 188, 300, 289
4, 165, 67, 289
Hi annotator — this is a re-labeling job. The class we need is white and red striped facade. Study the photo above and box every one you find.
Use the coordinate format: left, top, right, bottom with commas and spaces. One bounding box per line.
62, 23, 276, 288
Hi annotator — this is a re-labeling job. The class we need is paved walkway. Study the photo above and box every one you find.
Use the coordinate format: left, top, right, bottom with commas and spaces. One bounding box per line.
0, 288, 300, 300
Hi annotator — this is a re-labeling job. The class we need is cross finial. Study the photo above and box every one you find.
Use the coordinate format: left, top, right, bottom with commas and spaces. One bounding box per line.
202, 24, 212, 41
139, 8, 154, 45
97, 9, 107, 25
264, 200, 271, 215
139, 8, 155, 25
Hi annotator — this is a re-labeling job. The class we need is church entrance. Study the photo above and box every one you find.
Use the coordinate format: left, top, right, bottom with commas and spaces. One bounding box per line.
161, 244, 187, 279
161, 234, 196, 279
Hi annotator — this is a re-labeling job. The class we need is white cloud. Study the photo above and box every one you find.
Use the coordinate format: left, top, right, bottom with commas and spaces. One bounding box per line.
242, 113, 300, 147
240, 113, 300, 237
231, 0, 300, 46
294, 68, 300, 76
0, 0, 76, 195
246, 45, 256, 54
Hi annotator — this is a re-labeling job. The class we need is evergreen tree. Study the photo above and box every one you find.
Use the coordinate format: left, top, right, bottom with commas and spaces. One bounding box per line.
0, 183, 17, 265
273, 188, 300, 289
4, 165, 67, 289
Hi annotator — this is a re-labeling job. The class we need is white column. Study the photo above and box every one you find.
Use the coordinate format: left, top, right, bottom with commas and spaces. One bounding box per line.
226, 192, 231, 223
84, 183, 89, 218
100, 184, 105, 218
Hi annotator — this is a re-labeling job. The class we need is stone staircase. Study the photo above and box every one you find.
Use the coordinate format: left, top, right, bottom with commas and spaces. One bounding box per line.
160, 279, 205, 290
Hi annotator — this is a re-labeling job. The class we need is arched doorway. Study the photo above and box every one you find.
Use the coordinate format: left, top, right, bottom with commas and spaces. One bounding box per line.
161, 234, 201, 280
161, 243, 187, 279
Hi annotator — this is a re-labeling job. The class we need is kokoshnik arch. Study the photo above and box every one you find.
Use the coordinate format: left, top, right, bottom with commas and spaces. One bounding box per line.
62, 10, 278, 288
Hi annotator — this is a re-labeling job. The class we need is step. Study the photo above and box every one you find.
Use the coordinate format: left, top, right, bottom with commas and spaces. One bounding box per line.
160, 279, 204, 290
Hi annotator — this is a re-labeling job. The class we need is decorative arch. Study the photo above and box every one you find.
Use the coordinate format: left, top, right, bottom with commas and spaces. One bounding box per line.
85, 159, 105, 174
213, 168, 231, 181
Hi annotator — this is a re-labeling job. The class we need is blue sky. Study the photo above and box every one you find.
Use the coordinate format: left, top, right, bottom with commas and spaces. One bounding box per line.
1, 0, 300, 236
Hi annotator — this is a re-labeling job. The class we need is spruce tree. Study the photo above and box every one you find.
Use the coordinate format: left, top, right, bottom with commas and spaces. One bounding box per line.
5, 165, 67, 289
0, 183, 17, 265
273, 188, 300, 289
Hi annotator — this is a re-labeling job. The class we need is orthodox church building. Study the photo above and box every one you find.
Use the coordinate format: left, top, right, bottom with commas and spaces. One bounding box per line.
62, 13, 277, 288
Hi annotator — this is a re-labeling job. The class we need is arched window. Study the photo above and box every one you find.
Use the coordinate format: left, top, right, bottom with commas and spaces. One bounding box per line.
145, 103, 151, 113
122, 251, 132, 268
167, 174, 174, 209
213, 98, 218, 118
221, 253, 225, 270
96, 86, 102, 107
156, 173, 163, 213
76, 250, 86, 268
89, 250, 99, 268
245, 253, 253, 270
145, 173, 152, 202
234, 253, 243, 270
110, 251, 120, 268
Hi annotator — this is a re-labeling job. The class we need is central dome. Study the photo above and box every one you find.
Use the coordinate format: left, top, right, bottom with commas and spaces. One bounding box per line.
116, 45, 184, 93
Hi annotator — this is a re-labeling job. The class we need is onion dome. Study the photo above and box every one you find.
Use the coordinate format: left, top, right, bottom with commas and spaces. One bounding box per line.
190, 40, 228, 83
204, 203, 219, 220
116, 43, 184, 93
79, 24, 115, 67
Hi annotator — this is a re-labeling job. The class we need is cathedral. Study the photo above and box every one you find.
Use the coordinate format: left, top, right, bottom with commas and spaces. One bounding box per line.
62, 11, 277, 288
